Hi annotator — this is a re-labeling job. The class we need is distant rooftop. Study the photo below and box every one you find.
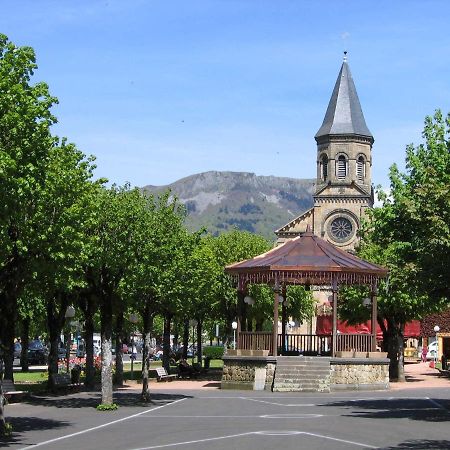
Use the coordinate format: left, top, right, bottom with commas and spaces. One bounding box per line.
315, 55, 373, 140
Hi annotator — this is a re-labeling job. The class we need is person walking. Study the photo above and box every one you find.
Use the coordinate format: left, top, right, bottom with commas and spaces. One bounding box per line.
421, 345, 428, 363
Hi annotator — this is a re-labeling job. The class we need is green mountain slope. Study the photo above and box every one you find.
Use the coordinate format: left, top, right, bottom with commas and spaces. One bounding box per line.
143, 171, 314, 241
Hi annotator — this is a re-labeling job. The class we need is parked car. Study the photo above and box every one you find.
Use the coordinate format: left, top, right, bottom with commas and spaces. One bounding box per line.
27, 340, 48, 365
13, 341, 22, 359
426, 341, 438, 360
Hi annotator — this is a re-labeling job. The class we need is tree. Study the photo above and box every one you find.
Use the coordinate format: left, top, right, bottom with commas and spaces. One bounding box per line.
0, 34, 58, 379
351, 110, 450, 381
208, 230, 271, 344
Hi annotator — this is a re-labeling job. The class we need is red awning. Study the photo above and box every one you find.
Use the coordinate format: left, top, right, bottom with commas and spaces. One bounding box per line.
316, 316, 421, 339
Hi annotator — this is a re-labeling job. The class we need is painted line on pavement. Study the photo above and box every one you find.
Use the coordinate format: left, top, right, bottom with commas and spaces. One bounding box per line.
18, 398, 186, 450
131, 430, 375, 449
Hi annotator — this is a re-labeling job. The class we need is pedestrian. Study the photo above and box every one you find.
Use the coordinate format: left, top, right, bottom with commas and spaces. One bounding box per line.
421, 345, 428, 363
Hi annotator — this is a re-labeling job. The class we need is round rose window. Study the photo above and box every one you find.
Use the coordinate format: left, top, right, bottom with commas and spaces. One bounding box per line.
330, 217, 353, 241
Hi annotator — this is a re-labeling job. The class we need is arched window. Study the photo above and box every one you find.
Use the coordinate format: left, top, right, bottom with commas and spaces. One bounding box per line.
357, 155, 365, 182
337, 155, 347, 179
321, 155, 328, 180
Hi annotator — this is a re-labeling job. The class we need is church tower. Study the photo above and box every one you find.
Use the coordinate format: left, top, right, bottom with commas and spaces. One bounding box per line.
275, 54, 374, 251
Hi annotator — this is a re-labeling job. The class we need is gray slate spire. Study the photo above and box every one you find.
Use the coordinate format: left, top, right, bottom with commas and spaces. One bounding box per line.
315, 58, 372, 139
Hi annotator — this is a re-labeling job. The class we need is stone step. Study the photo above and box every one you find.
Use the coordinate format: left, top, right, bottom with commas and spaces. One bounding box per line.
275, 368, 331, 374
276, 360, 331, 366
273, 386, 331, 392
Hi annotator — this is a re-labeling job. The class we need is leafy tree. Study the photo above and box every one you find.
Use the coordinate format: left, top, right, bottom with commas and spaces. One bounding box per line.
208, 230, 271, 344
347, 110, 450, 381
0, 34, 57, 378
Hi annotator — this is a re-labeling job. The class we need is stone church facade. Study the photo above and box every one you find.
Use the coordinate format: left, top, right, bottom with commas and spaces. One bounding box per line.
275, 55, 374, 252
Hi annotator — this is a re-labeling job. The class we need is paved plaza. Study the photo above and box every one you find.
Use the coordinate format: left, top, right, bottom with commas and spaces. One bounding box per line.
1, 363, 450, 450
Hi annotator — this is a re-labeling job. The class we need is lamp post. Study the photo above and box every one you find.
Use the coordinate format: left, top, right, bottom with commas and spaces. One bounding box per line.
232, 321, 238, 350
129, 313, 139, 380
65, 306, 76, 374
434, 325, 440, 366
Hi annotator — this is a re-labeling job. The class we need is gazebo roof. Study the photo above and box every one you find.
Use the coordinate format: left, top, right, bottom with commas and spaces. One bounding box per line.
225, 228, 388, 289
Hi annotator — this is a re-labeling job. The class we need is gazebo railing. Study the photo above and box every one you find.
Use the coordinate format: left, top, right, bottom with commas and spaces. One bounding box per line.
335, 333, 372, 353
239, 332, 273, 354
239, 332, 373, 356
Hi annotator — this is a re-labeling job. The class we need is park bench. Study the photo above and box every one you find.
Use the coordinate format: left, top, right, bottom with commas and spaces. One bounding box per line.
1, 379, 27, 403
155, 367, 177, 382
51, 373, 80, 392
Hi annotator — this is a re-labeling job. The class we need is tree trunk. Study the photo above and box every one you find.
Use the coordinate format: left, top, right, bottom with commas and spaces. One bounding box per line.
0, 300, 16, 381
196, 319, 203, 366
20, 317, 30, 372
385, 319, 406, 382
182, 320, 189, 360
84, 302, 96, 389
47, 294, 69, 390
114, 310, 124, 386
162, 313, 172, 373
100, 289, 114, 405
0, 358, 6, 434
141, 302, 153, 402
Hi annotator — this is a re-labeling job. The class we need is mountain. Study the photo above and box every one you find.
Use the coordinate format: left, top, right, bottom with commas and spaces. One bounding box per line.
142, 171, 315, 241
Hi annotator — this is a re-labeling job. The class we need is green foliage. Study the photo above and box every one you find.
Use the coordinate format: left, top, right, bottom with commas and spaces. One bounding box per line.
366, 110, 450, 303
96, 403, 118, 411
203, 346, 225, 359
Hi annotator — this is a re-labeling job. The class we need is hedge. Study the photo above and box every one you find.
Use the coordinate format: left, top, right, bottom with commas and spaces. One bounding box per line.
203, 346, 225, 360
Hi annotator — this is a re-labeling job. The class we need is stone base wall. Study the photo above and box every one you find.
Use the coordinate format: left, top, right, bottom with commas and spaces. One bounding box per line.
221, 356, 390, 391
330, 358, 390, 390
221, 356, 276, 391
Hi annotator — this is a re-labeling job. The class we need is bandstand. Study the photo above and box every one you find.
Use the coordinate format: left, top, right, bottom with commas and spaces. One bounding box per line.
221, 227, 390, 392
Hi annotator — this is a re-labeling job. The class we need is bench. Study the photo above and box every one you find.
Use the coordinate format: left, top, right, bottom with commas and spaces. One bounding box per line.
51, 373, 80, 392
155, 367, 177, 382
1, 379, 27, 403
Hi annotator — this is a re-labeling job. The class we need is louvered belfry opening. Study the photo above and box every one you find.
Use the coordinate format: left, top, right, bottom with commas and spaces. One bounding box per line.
321, 155, 328, 180
357, 155, 365, 182
337, 155, 347, 179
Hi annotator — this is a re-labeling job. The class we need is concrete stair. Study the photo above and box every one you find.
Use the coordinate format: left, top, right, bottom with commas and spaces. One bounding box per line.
272, 356, 331, 392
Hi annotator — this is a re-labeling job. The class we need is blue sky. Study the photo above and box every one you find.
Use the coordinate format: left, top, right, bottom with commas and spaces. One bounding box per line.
2, 1, 450, 189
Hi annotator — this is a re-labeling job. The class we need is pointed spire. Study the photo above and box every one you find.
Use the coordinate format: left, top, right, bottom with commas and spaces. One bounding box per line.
315, 53, 372, 140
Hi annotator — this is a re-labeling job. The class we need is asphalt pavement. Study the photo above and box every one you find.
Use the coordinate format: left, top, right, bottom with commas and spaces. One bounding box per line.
2, 362, 450, 450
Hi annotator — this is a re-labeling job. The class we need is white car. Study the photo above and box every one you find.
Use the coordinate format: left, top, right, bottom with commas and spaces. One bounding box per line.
426, 341, 438, 360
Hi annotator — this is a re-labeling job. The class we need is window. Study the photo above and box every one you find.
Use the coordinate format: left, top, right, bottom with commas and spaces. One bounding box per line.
337, 155, 347, 179
357, 156, 365, 182
321, 155, 328, 180
330, 217, 353, 241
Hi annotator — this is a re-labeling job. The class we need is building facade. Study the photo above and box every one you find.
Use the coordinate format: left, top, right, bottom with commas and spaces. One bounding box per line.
275, 55, 374, 252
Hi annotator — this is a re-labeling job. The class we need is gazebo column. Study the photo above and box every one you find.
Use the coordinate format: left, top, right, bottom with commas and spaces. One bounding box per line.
281, 288, 287, 354
331, 279, 338, 357
272, 285, 280, 357
370, 284, 378, 352
236, 290, 245, 350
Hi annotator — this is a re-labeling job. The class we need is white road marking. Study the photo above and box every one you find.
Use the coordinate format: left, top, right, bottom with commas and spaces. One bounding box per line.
426, 397, 449, 411
18, 398, 186, 450
131, 430, 375, 449
241, 397, 316, 406
138, 414, 323, 419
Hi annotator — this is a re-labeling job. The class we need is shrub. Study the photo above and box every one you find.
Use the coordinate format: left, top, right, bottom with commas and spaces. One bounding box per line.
203, 346, 225, 360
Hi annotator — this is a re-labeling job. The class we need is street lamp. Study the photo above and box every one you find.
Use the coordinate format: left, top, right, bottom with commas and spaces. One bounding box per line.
129, 313, 139, 380
434, 325, 440, 366
65, 306, 76, 374
231, 321, 238, 350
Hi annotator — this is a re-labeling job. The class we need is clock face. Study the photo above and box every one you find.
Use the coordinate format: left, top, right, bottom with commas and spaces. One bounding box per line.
329, 217, 353, 242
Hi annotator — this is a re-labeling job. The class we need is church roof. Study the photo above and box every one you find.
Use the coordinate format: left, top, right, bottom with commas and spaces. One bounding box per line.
315, 57, 373, 140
